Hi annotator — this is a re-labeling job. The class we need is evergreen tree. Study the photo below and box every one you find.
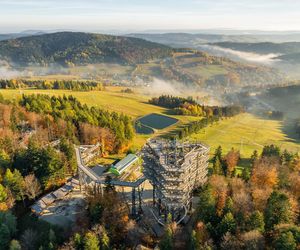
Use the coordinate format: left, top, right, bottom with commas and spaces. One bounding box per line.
3, 169, 25, 201
223, 197, 234, 215
159, 225, 173, 250
212, 146, 222, 164
189, 230, 200, 250
281, 150, 294, 167
250, 150, 258, 166
247, 211, 265, 233
0, 224, 10, 249
274, 232, 296, 250
262, 145, 280, 158
74, 233, 83, 249
197, 186, 216, 223
0, 211, 17, 249
264, 191, 293, 231
218, 213, 236, 236
242, 167, 251, 181
83, 232, 99, 250
212, 157, 223, 175
59, 138, 77, 173
100, 227, 110, 250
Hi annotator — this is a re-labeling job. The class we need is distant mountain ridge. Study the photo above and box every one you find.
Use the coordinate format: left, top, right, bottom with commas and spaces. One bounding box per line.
0, 30, 47, 41
0, 32, 173, 66
128, 33, 300, 47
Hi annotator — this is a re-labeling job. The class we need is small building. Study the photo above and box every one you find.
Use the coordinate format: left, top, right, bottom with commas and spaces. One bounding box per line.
109, 154, 139, 176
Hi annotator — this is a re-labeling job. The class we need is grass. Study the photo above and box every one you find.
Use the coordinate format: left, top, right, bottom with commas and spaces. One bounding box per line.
1, 89, 299, 158
189, 113, 300, 158
184, 65, 228, 79
0, 88, 198, 151
0, 88, 165, 118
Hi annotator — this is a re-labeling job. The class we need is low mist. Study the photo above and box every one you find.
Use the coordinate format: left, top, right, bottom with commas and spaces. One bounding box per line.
0, 61, 70, 79
0, 67, 26, 78
140, 78, 206, 97
142, 78, 182, 96
199, 45, 281, 65
0, 60, 27, 78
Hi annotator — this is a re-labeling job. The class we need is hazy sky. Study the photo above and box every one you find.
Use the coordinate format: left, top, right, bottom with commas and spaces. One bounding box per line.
1, 0, 300, 33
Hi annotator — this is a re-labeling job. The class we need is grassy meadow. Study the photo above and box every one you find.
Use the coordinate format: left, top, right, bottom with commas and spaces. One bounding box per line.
189, 113, 300, 158
0, 87, 198, 149
1, 88, 300, 158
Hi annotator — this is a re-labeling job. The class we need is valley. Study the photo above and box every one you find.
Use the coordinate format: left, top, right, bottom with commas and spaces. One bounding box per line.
0, 32, 284, 92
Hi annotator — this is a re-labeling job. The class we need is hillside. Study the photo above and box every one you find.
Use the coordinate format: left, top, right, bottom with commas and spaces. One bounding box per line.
211, 41, 300, 65
212, 42, 300, 55
0, 32, 173, 66
0, 32, 284, 90
133, 51, 284, 89
128, 34, 300, 77
276, 53, 300, 63
128, 33, 261, 47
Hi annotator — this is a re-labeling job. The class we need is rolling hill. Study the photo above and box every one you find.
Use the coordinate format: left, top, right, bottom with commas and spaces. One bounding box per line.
128, 34, 300, 74
0, 32, 173, 66
0, 32, 285, 90
276, 53, 300, 64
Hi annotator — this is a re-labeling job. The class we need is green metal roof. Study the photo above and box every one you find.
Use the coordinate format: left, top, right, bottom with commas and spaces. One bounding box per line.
110, 154, 138, 175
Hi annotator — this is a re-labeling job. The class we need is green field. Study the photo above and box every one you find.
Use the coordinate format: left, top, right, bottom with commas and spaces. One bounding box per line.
189, 113, 300, 157
184, 65, 228, 79
0, 87, 164, 118
0, 88, 198, 149
1, 89, 300, 157
0, 88, 198, 122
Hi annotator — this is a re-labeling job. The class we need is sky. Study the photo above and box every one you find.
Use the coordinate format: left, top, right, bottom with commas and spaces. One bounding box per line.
0, 0, 300, 33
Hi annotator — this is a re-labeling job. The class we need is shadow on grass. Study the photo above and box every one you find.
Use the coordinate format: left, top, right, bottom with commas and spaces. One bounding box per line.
238, 158, 252, 168
281, 119, 300, 144
251, 112, 300, 145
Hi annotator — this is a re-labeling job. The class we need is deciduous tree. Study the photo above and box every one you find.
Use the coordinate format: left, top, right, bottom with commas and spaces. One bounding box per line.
24, 174, 41, 200
225, 148, 240, 176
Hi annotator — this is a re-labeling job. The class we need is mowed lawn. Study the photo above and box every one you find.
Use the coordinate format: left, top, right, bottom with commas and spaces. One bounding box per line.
189, 113, 300, 157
